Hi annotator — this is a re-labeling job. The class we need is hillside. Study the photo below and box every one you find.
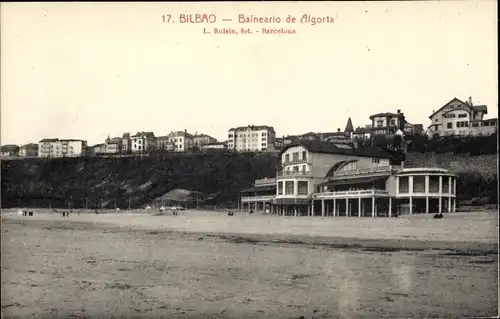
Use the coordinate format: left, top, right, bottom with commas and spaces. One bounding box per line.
1, 152, 497, 209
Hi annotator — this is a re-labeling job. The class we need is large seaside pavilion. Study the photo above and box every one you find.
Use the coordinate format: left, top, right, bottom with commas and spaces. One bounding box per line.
240, 139, 457, 217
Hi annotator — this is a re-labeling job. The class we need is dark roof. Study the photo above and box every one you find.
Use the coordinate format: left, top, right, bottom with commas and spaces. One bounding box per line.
472, 105, 487, 114
279, 140, 393, 159
229, 125, 275, 132
345, 117, 354, 132
369, 112, 405, 119
193, 134, 216, 139
1, 145, 20, 151
132, 131, 155, 138
353, 127, 372, 134
483, 118, 498, 124
21, 143, 39, 148
240, 185, 276, 193
428, 97, 486, 119
39, 138, 59, 142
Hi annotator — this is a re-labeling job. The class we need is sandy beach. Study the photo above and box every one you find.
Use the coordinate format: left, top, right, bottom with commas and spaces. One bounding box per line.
1, 210, 498, 318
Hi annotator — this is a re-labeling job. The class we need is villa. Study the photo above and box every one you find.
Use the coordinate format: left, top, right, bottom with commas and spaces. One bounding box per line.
240, 138, 457, 217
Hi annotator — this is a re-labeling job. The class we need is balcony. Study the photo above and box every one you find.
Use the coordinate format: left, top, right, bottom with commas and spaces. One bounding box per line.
241, 195, 275, 202
281, 158, 309, 166
276, 170, 312, 178
331, 166, 393, 178
314, 189, 389, 199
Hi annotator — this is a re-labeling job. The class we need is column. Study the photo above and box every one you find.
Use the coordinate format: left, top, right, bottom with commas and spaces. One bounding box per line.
425, 175, 430, 194
438, 197, 442, 213
294, 180, 298, 196
358, 198, 362, 217
396, 177, 400, 195
453, 198, 456, 212
321, 200, 325, 217
448, 177, 452, 195
255, 201, 258, 211
333, 198, 336, 217
346, 198, 349, 217
409, 176, 414, 194
294, 207, 298, 217
448, 197, 451, 213
371, 197, 375, 218
389, 198, 392, 217
439, 176, 443, 195
453, 177, 456, 195
425, 197, 429, 214
409, 197, 413, 215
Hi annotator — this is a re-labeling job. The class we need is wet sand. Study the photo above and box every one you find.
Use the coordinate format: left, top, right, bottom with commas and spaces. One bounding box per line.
1, 211, 498, 318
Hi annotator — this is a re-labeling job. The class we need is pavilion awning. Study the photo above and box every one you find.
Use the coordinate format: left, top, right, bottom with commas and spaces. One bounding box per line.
319, 176, 388, 187
240, 185, 276, 193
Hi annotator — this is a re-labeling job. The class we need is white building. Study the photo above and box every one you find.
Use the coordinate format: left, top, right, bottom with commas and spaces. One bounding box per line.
38, 138, 87, 158
130, 132, 156, 153
227, 125, 276, 152
428, 97, 497, 137
241, 140, 458, 217
168, 130, 194, 152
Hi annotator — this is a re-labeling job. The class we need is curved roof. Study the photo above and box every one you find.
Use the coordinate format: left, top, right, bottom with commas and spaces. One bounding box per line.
279, 140, 393, 160
324, 159, 359, 178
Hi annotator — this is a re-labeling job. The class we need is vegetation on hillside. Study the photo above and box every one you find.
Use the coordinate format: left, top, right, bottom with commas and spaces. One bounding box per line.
1, 137, 497, 208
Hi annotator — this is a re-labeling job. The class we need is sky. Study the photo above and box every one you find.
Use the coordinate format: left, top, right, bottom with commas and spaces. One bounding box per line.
1, 1, 498, 146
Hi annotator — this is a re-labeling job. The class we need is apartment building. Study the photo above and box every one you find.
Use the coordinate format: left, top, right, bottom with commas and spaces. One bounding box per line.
227, 125, 276, 152
104, 136, 123, 154
38, 138, 87, 158
130, 132, 156, 153
167, 130, 194, 152
121, 133, 132, 153
1, 145, 20, 157
155, 135, 174, 151
19, 143, 39, 157
193, 134, 217, 147
369, 110, 406, 136
428, 97, 497, 137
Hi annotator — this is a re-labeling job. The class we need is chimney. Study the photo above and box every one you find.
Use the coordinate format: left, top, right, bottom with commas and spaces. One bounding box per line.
468, 96, 473, 106
397, 109, 401, 114
337, 128, 340, 132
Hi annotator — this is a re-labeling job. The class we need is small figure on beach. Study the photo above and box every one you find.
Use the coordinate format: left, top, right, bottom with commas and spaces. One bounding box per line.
433, 213, 444, 219
249, 209, 253, 215
228, 211, 234, 216
62, 212, 66, 217
172, 211, 178, 216
28, 211, 33, 216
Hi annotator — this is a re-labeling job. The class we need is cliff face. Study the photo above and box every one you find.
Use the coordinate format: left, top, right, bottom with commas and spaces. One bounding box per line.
1, 152, 497, 209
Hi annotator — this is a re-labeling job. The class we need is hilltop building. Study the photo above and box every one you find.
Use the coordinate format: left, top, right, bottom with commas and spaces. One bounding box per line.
38, 138, 87, 158
131, 132, 156, 153
19, 143, 39, 157
228, 125, 276, 152
428, 97, 498, 137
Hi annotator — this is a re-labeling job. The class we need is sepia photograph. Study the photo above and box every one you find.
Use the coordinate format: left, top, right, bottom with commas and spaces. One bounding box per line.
1, 1, 498, 318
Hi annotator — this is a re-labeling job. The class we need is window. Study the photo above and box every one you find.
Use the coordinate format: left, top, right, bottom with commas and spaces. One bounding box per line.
297, 181, 308, 195
435, 119, 439, 122
277, 182, 283, 195
458, 114, 467, 118
293, 152, 299, 161
429, 176, 440, 192
399, 176, 409, 193
390, 120, 396, 125
372, 158, 380, 164
413, 176, 425, 193
285, 181, 294, 195
447, 123, 453, 129
285, 154, 290, 162
302, 151, 307, 161
442, 177, 450, 193
377, 120, 383, 127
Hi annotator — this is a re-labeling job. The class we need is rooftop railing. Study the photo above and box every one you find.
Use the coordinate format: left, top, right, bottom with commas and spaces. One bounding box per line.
333, 166, 393, 177
241, 195, 276, 202
314, 189, 389, 198
276, 170, 312, 177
